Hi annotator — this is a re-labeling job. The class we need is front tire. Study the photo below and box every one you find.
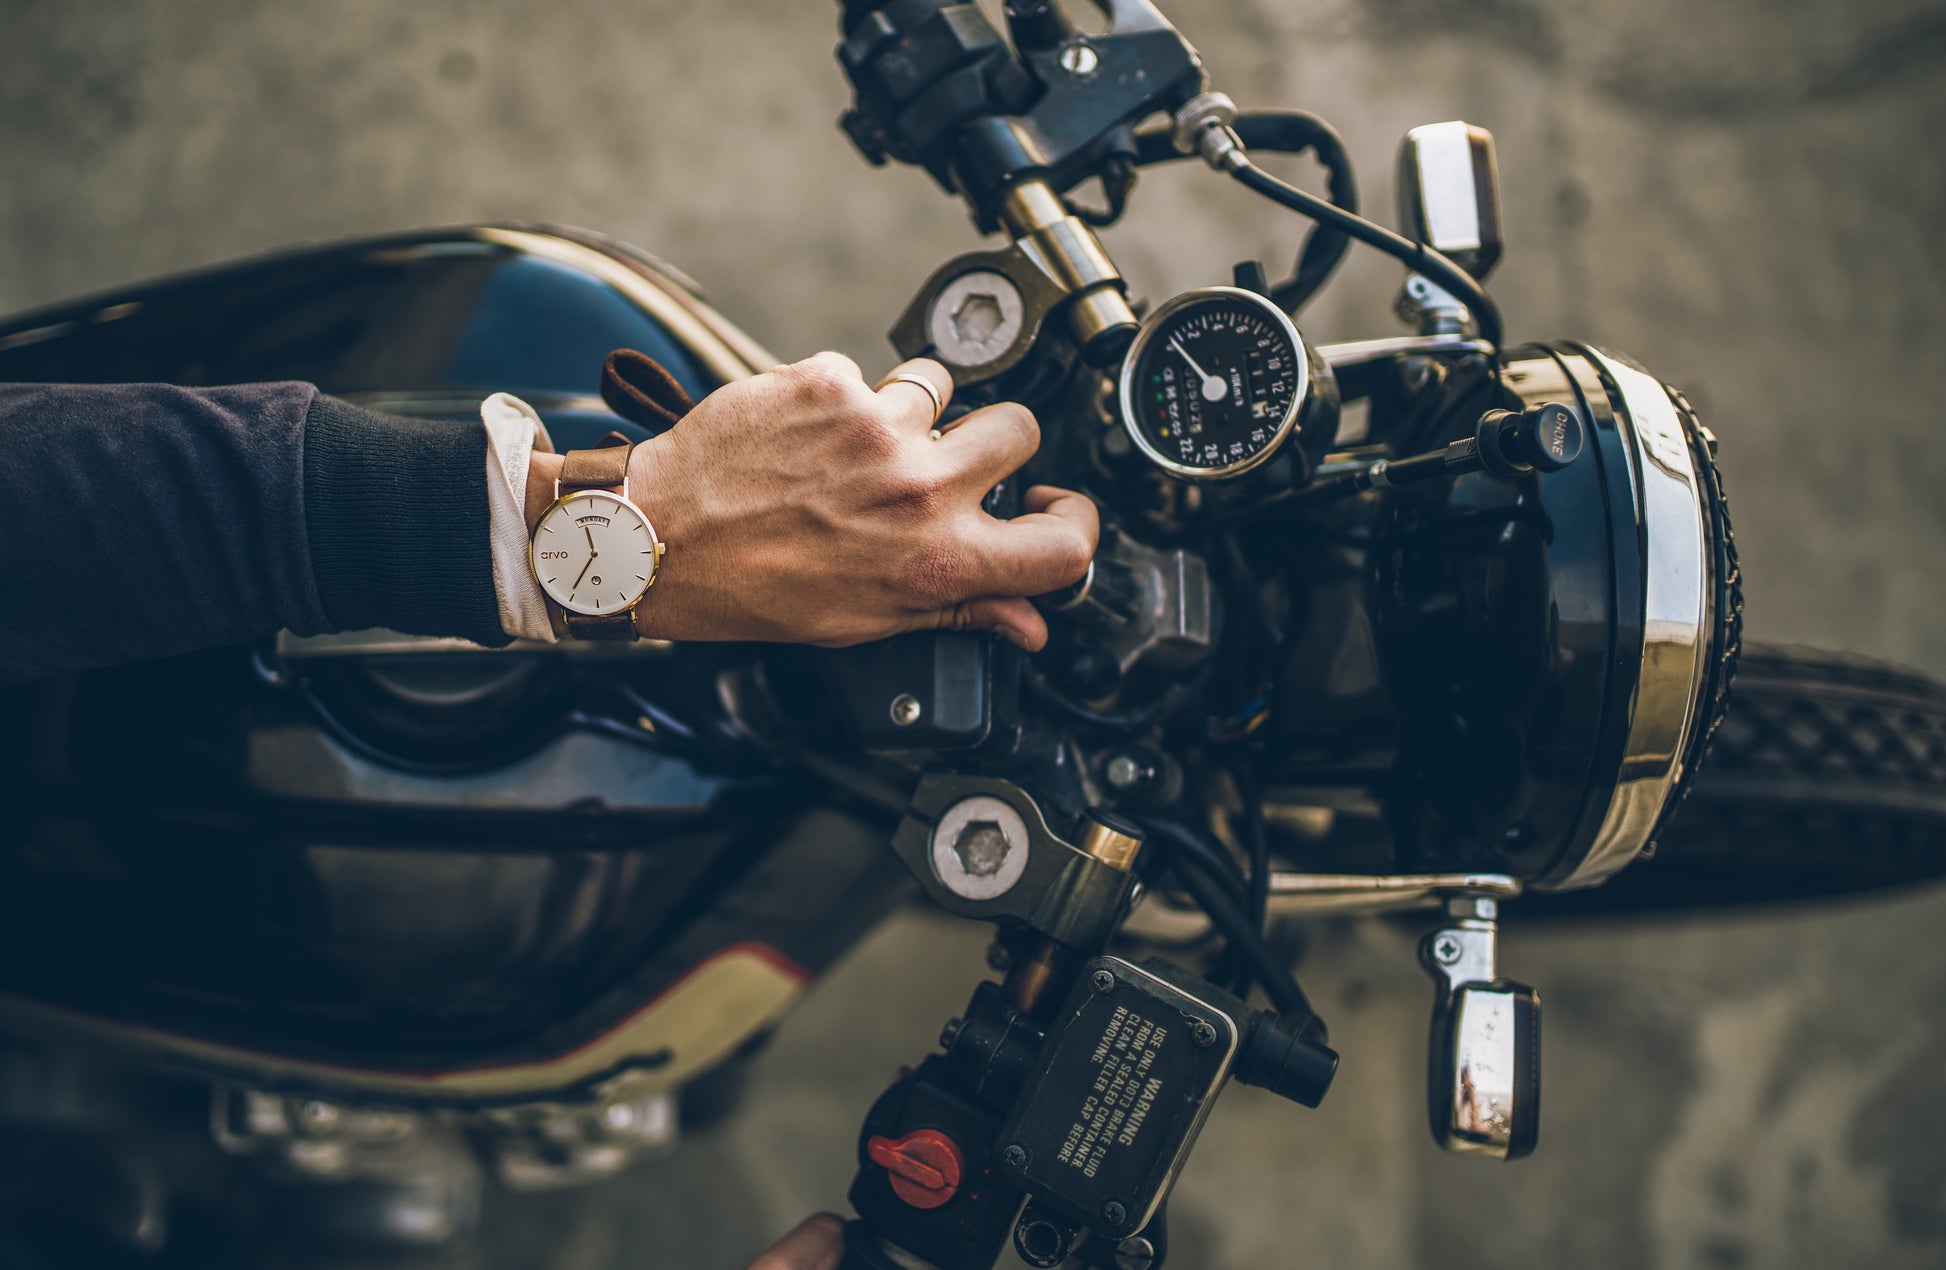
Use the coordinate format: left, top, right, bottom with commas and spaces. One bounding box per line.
1526, 644, 1946, 914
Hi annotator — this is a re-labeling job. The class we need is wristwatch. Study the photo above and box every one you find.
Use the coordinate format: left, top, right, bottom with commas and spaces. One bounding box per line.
528, 442, 665, 640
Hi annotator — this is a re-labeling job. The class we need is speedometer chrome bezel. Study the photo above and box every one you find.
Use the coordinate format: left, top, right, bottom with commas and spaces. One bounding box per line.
1117, 285, 1311, 482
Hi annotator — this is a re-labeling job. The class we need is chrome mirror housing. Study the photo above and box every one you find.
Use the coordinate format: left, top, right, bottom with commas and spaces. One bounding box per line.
1420, 898, 1541, 1160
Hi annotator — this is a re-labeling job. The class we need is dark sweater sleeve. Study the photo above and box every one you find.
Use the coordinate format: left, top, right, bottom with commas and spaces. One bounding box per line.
0, 382, 508, 686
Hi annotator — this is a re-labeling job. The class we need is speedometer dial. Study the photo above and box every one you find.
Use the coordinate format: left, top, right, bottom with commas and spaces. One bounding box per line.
1118, 286, 1311, 480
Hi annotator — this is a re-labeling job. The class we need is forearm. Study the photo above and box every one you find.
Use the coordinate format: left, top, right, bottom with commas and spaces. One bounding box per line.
0, 383, 506, 684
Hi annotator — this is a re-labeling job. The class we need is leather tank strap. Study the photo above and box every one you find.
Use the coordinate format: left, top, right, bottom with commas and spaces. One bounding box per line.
600, 348, 697, 430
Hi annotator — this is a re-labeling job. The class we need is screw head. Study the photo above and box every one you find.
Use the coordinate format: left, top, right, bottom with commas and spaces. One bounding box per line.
1104, 754, 1144, 789
1115, 1235, 1158, 1270
939, 1016, 964, 1050
1100, 1200, 1127, 1228
889, 693, 923, 726
1091, 969, 1117, 995
1059, 41, 1100, 77
1189, 1020, 1217, 1048
1432, 934, 1463, 965
1001, 1144, 1028, 1169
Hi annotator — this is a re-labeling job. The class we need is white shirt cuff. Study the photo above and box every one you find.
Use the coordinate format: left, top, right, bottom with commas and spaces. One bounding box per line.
481, 392, 559, 643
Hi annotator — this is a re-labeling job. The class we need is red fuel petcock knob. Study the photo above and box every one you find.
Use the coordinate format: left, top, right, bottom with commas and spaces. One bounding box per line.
865, 1129, 965, 1210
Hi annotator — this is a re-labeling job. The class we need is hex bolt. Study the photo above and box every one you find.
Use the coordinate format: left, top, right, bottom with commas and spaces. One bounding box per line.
1432, 934, 1463, 965
889, 693, 923, 726
1091, 969, 1117, 995
1001, 1144, 1028, 1170
1100, 1200, 1127, 1228
1189, 1020, 1217, 1048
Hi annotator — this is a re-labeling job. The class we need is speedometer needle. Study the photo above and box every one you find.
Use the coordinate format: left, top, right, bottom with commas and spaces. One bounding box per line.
1169, 335, 1228, 404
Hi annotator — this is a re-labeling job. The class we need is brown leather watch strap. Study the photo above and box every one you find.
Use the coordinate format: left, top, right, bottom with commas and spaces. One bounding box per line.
563, 611, 639, 641
558, 443, 632, 491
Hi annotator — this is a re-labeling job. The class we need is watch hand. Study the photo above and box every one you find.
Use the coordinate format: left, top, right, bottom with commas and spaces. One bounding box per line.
1170, 335, 1228, 403
571, 553, 594, 590
585, 526, 596, 552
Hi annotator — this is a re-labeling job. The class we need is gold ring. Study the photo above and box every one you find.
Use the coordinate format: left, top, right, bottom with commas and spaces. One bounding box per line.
882, 371, 944, 429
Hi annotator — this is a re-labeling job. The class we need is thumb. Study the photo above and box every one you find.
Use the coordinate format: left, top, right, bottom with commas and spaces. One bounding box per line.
911, 596, 1048, 652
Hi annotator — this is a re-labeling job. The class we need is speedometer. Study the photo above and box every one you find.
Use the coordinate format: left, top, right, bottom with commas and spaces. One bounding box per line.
1117, 286, 1311, 481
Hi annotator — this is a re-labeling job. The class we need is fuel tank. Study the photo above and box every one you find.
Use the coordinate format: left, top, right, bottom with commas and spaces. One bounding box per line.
0, 226, 907, 1106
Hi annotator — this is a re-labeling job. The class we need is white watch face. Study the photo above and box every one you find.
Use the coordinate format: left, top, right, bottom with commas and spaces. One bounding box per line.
530, 490, 658, 616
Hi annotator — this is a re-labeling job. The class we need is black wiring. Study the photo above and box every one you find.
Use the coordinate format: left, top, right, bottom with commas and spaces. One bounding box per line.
1234, 770, 1271, 998
1228, 161, 1505, 349
1132, 110, 1359, 314
1138, 813, 1250, 907
1140, 817, 1321, 1032
1215, 530, 1283, 650
1067, 152, 1139, 228
1023, 662, 1208, 735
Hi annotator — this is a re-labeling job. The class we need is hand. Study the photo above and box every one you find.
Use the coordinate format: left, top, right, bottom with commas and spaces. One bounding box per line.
743, 1213, 845, 1270
536, 352, 1097, 650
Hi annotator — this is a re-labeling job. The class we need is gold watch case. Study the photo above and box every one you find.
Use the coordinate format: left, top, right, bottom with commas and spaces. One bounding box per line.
528, 486, 665, 619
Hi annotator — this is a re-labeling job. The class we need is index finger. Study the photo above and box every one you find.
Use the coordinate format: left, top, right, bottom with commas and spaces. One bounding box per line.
961, 485, 1100, 598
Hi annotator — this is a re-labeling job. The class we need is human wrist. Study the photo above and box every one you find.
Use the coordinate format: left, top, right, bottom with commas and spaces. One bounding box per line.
524, 449, 564, 530
624, 436, 684, 638
522, 438, 683, 639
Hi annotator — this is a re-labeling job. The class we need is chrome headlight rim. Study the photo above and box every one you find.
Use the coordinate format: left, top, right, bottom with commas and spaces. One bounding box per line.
1537, 345, 1740, 890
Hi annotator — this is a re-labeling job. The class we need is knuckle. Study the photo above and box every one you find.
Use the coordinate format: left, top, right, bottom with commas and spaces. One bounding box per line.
1055, 530, 1093, 580
786, 353, 863, 405
995, 401, 1041, 450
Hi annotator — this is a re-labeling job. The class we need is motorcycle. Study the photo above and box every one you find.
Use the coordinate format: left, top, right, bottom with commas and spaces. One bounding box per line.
0, 1, 1942, 1266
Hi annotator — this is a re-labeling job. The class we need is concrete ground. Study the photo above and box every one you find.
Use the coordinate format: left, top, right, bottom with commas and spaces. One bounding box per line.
2, 0, 1943, 1266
